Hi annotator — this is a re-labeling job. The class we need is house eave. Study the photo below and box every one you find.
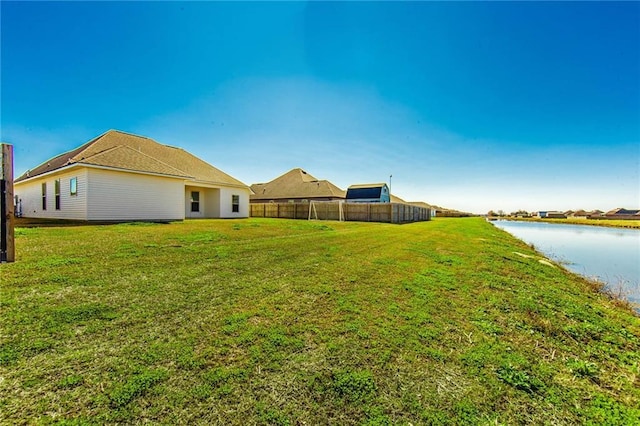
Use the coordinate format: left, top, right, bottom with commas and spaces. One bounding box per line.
15, 163, 82, 185
15, 163, 192, 185
187, 179, 250, 190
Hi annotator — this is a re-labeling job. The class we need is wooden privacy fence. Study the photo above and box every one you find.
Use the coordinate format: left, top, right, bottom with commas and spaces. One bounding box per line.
250, 202, 431, 224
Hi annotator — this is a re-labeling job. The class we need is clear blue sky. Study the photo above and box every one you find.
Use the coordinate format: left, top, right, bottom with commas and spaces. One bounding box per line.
2, 1, 638, 214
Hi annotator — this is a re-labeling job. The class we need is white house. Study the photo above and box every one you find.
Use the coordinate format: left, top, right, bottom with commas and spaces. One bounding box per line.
14, 130, 251, 221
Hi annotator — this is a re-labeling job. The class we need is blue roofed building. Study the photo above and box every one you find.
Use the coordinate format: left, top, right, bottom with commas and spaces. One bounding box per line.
346, 183, 390, 203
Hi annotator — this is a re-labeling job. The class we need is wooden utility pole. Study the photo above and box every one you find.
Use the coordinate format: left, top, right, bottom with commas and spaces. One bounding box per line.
1, 143, 15, 263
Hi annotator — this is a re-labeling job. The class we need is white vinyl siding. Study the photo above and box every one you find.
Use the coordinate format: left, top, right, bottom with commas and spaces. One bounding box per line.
16, 166, 250, 221
15, 169, 88, 220
87, 168, 184, 221
219, 187, 250, 218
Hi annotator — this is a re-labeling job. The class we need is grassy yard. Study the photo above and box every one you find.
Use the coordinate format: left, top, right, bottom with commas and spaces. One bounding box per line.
1, 218, 639, 425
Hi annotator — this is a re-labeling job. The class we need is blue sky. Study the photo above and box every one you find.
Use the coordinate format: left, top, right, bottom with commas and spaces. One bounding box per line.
2, 1, 638, 214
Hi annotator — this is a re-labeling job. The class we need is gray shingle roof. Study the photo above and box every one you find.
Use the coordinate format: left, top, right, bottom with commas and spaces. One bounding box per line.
250, 168, 345, 200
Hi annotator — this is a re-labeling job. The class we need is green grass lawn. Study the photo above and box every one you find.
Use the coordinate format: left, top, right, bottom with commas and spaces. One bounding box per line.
1, 218, 639, 425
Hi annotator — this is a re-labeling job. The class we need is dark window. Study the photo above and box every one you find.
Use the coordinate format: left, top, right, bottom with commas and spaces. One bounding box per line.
232, 195, 240, 213
70, 177, 77, 196
191, 191, 200, 212
55, 179, 61, 210
42, 183, 47, 210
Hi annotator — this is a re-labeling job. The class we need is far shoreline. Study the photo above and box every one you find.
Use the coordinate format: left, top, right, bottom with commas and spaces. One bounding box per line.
487, 216, 640, 230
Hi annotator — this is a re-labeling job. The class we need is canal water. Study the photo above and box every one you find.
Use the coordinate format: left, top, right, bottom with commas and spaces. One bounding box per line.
491, 220, 640, 307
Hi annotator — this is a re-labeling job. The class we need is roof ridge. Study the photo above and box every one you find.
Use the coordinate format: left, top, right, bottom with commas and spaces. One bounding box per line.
107, 129, 187, 152
104, 129, 156, 141
75, 144, 121, 162
82, 144, 193, 178
67, 129, 123, 162
94, 131, 202, 179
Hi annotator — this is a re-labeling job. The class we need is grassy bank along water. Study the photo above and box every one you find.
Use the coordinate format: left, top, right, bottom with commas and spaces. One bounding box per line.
1, 218, 639, 424
492, 216, 640, 229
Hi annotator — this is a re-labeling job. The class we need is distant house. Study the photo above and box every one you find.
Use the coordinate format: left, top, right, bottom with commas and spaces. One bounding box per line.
546, 211, 567, 219
250, 168, 345, 203
535, 211, 566, 219
346, 183, 390, 203
14, 130, 251, 221
604, 208, 640, 219
571, 210, 591, 218
570, 209, 603, 219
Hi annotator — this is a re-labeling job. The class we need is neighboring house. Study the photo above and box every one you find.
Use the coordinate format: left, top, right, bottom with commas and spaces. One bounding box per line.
408, 201, 437, 217
14, 130, 251, 221
250, 168, 345, 203
390, 194, 407, 204
346, 183, 390, 203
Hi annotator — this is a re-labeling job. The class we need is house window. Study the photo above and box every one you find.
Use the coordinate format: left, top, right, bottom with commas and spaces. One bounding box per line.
42, 183, 47, 210
70, 177, 77, 196
232, 195, 240, 213
191, 191, 200, 212
55, 179, 61, 210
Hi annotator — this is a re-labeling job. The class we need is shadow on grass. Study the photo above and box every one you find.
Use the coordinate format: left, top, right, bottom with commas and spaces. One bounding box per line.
14, 217, 176, 228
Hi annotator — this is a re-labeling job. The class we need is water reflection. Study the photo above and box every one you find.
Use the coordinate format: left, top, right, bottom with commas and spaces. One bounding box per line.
491, 220, 640, 306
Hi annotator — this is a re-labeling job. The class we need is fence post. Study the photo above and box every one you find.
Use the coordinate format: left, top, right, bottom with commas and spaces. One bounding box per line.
1, 143, 15, 263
